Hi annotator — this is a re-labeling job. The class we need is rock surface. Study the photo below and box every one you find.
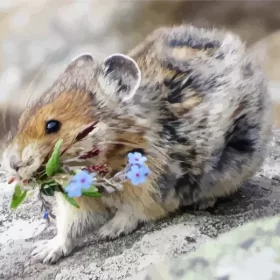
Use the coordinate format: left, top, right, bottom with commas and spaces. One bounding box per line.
134, 212, 280, 280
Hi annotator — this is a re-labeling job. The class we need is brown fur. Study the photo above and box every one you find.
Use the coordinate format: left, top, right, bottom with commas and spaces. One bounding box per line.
16, 90, 95, 155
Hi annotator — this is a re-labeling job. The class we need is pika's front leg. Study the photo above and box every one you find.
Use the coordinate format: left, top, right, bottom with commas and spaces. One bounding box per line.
31, 193, 76, 264
98, 181, 178, 239
31, 193, 108, 264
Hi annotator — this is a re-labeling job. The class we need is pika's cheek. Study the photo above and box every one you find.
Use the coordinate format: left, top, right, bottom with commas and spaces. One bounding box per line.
18, 145, 45, 180
17, 163, 41, 180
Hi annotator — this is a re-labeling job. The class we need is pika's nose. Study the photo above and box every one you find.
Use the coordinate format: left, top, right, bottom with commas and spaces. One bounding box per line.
10, 156, 20, 172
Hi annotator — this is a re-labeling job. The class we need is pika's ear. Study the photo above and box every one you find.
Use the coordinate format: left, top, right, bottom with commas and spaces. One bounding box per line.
98, 53, 141, 102
65, 53, 94, 72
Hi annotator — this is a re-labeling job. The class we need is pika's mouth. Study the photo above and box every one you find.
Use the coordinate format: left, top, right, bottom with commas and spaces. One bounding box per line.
8, 122, 101, 186
8, 164, 47, 185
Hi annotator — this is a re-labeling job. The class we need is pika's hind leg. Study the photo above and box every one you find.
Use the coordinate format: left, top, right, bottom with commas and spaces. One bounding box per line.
175, 104, 272, 211
196, 111, 272, 209
31, 193, 109, 264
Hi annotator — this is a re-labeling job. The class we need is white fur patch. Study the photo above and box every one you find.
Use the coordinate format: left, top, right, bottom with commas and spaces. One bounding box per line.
169, 161, 184, 179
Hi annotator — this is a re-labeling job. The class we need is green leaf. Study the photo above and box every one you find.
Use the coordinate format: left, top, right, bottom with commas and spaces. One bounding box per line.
45, 139, 63, 177
39, 179, 57, 185
82, 185, 101, 197
62, 193, 80, 208
10, 184, 28, 209
82, 191, 101, 197
57, 168, 66, 174
84, 185, 99, 192
41, 184, 57, 196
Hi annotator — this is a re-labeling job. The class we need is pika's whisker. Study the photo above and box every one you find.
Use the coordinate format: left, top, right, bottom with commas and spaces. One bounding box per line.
99, 141, 141, 149
107, 127, 144, 134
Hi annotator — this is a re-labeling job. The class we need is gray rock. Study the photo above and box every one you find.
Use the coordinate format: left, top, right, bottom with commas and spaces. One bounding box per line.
135, 213, 280, 280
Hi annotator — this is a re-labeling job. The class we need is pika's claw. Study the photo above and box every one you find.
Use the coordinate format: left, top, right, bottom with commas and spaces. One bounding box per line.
31, 237, 73, 264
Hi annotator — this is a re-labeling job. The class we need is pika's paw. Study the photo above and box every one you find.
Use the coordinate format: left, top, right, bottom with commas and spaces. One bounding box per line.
98, 212, 139, 240
31, 237, 74, 264
194, 197, 217, 211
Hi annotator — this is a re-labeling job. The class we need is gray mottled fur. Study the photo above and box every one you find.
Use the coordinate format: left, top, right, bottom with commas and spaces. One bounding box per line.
127, 25, 273, 208
1, 25, 273, 264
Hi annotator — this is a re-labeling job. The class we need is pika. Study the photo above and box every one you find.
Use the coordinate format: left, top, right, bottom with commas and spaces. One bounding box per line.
1, 25, 272, 264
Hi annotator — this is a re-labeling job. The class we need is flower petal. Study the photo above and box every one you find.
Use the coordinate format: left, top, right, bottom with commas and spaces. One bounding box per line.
82, 182, 92, 190
140, 156, 147, 163
126, 170, 134, 181
131, 177, 139, 186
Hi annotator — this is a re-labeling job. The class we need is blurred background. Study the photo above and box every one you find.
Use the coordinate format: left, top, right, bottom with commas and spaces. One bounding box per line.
1, 0, 280, 137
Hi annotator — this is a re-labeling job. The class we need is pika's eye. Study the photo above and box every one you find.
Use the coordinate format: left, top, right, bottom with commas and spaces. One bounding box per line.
45, 120, 61, 134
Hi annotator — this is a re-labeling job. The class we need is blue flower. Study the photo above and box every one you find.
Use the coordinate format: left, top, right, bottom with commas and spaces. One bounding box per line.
128, 152, 147, 165
43, 210, 49, 220
65, 183, 83, 197
126, 164, 150, 186
65, 170, 95, 198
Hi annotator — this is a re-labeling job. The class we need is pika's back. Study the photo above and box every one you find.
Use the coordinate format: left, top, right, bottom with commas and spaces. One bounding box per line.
127, 25, 270, 135
129, 25, 247, 84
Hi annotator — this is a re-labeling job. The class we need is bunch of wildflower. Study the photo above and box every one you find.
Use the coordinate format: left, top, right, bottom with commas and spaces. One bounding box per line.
9, 137, 151, 222
64, 152, 151, 198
